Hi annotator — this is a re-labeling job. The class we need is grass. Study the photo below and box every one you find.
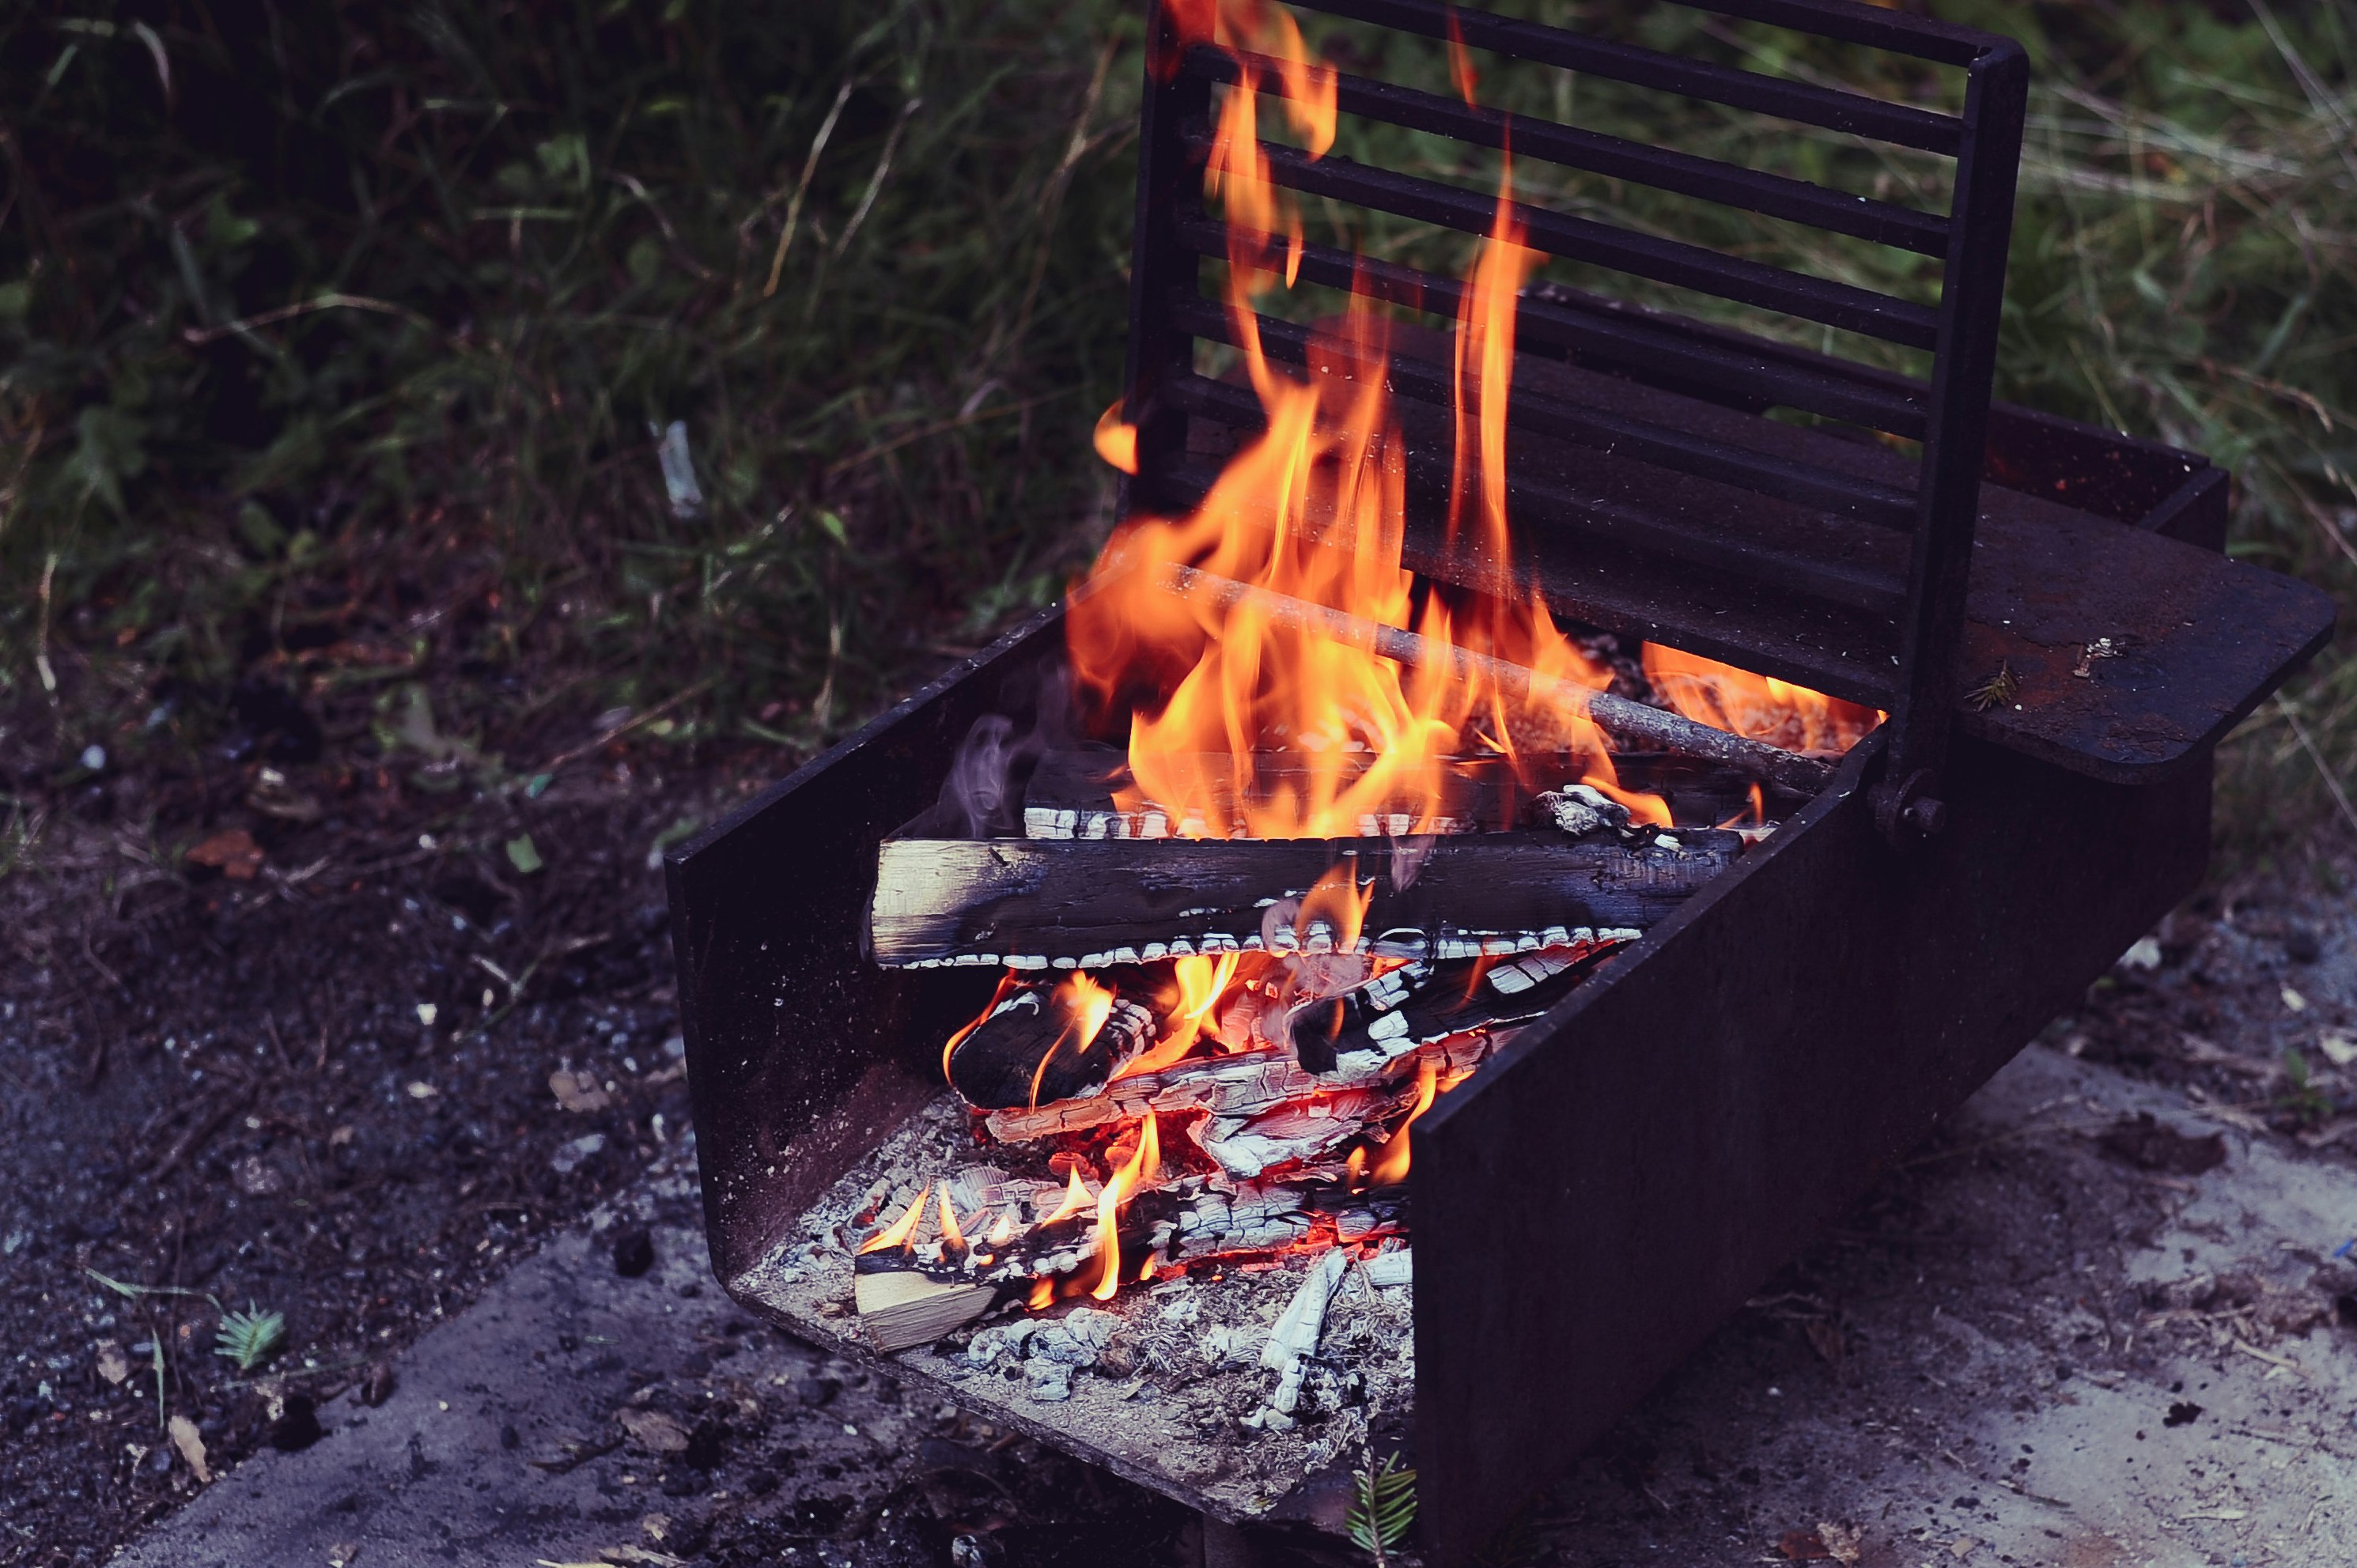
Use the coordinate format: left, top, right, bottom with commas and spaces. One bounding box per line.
2, 0, 2353, 860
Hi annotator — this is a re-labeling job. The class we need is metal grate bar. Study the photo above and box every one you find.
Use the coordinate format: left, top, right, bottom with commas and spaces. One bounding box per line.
1293, 0, 1965, 152
1193, 46, 1949, 255
1159, 379, 1910, 618
1171, 218, 1930, 436
1180, 123, 1943, 346
1168, 293, 1919, 524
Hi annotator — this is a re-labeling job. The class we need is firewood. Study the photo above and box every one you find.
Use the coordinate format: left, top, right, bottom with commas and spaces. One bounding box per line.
946, 980, 1159, 1109
852, 1260, 1002, 1354
868, 829, 1737, 969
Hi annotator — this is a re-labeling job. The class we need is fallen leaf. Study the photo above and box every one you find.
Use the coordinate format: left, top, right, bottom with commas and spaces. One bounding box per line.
615, 1407, 690, 1453
599, 1549, 688, 1567
506, 833, 546, 875
95, 1340, 131, 1386
327, 1544, 361, 1568
1815, 1521, 1863, 1566
2180, 1507, 2248, 1521
186, 828, 265, 881
1950, 1537, 1980, 1559
2320, 1032, 2357, 1068
1777, 1528, 1832, 1560
169, 1413, 213, 1483
550, 1068, 613, 1114
328, 1124, 356, 1148
2283, 986, 2309, 1013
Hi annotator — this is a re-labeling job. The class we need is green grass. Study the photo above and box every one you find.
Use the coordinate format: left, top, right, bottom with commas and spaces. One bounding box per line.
3, 0, 2353, 858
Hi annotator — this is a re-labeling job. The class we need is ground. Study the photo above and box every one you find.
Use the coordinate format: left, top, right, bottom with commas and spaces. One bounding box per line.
6, 725, 2357, 1566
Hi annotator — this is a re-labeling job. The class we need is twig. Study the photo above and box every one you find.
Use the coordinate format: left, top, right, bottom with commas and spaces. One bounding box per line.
1157, 563, 1837, 795
540, 679, 713, 773
180, 292, 434, 346
763, 77, 855, 298
2273, 694, 2357, 839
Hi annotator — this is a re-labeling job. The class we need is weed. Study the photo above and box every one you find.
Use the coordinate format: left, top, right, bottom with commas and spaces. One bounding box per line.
213, 1305, 286, 1373
1347, 1449, 1418, 1566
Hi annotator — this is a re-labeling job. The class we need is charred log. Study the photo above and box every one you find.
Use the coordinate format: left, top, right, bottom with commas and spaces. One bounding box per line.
868, 829, 1738, 969
946, 982, 1160, 1109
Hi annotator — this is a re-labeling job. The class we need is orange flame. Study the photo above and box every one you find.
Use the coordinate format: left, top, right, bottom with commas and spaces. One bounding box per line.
936, 1188, 967, 1251
1091, 1110, 1161, 1300
1029, 972, 1117, 1109
1042, 1167, 1092, 1226
942, 970, 1023, 1082
1642, 644, 1882, 756
1347, 1059, 1437, 1188
857, 1181, 932, 1255
1119, 951, 1243, 1079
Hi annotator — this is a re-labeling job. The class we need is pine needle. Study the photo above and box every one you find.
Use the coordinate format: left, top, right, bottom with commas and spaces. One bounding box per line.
214, 1305, 286, 1373
1346, 1450, 1418, 1566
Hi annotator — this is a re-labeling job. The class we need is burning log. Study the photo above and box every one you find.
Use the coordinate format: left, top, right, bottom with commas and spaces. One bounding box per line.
978, 1026, 1498, 1143
1158, 563, 1839, 796
944, 975, 1159, 1109
868, 829, 1736, 969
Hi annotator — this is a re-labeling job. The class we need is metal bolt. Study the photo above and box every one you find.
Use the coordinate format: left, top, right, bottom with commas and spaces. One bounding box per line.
1903, 796, 1948, 837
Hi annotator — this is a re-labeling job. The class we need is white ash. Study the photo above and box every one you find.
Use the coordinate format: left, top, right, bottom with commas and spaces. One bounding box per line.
740, 1090, 1421, 1522
1536, 782, 1630, 837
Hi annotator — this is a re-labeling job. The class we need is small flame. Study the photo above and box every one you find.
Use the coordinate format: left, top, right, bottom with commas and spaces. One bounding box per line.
936, 1188, 966, 1251
857, 1181, 932, 1255
942, 971, 1023, 1082
1643, 644, 1881, 756
1042, 1167, 1093, 1225
1029, 972, 1117, 1109
1296, 863, 1374, 953
1091, 1111, 1161, 1301
1347, 1060, 1437, 1189
1093, 401, 1139, 476
1119, 951, 1243, 1079
1028, 1277, 1055, 1310
988, 1209, 1016, 1246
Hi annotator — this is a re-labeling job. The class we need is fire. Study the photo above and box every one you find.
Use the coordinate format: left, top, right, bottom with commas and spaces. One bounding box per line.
1069, 2, 1669, 848
1118, 951, 1243, 1079
1091, 1110, 1161, 1300
941, 970, 1023, 1081
1028, 972, 1116, 1109
1042, 1166, 1093, 1225
936, 1187, 967, 1251
857, 1181, 931, 1255
1643, 644, 1882, 757
1347, 1058, 1438, 1189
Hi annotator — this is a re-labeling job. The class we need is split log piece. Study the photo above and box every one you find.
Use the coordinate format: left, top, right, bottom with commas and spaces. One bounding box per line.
1160, 562, 1840, 796
868, 829, 1738, 970
1262, 1247, 1353, 1415
946, 980, 1160, 1110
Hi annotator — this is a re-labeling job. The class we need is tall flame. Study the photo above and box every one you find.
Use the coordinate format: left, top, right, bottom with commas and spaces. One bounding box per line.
1028, 972, 1116, 1109
1069, 6, 1667, 842
857, 1181, 932, 1255
1347, 1059, 1437, 1188
1118, 951, 1243, 1079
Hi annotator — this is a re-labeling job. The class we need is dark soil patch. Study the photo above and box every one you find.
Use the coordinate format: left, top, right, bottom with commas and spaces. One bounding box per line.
0, 720, 745, 1562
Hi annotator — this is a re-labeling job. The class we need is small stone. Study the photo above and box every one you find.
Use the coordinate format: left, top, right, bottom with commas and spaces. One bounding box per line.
1023, 1362, 1072, 1402
358, 1360, 395, 1407
269, 1394, 323, 1452
550, 1133, 606, 1175
795, 1375, 841, 1407
498, 1424, 520, 1450
612, 1226, 655, 1279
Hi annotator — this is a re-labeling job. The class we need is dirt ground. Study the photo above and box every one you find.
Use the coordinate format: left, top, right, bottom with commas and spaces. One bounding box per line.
7, 715, 2357, 1565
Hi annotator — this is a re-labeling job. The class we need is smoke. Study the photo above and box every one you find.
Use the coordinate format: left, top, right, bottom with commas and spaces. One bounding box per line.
917, 661, 1073, 839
